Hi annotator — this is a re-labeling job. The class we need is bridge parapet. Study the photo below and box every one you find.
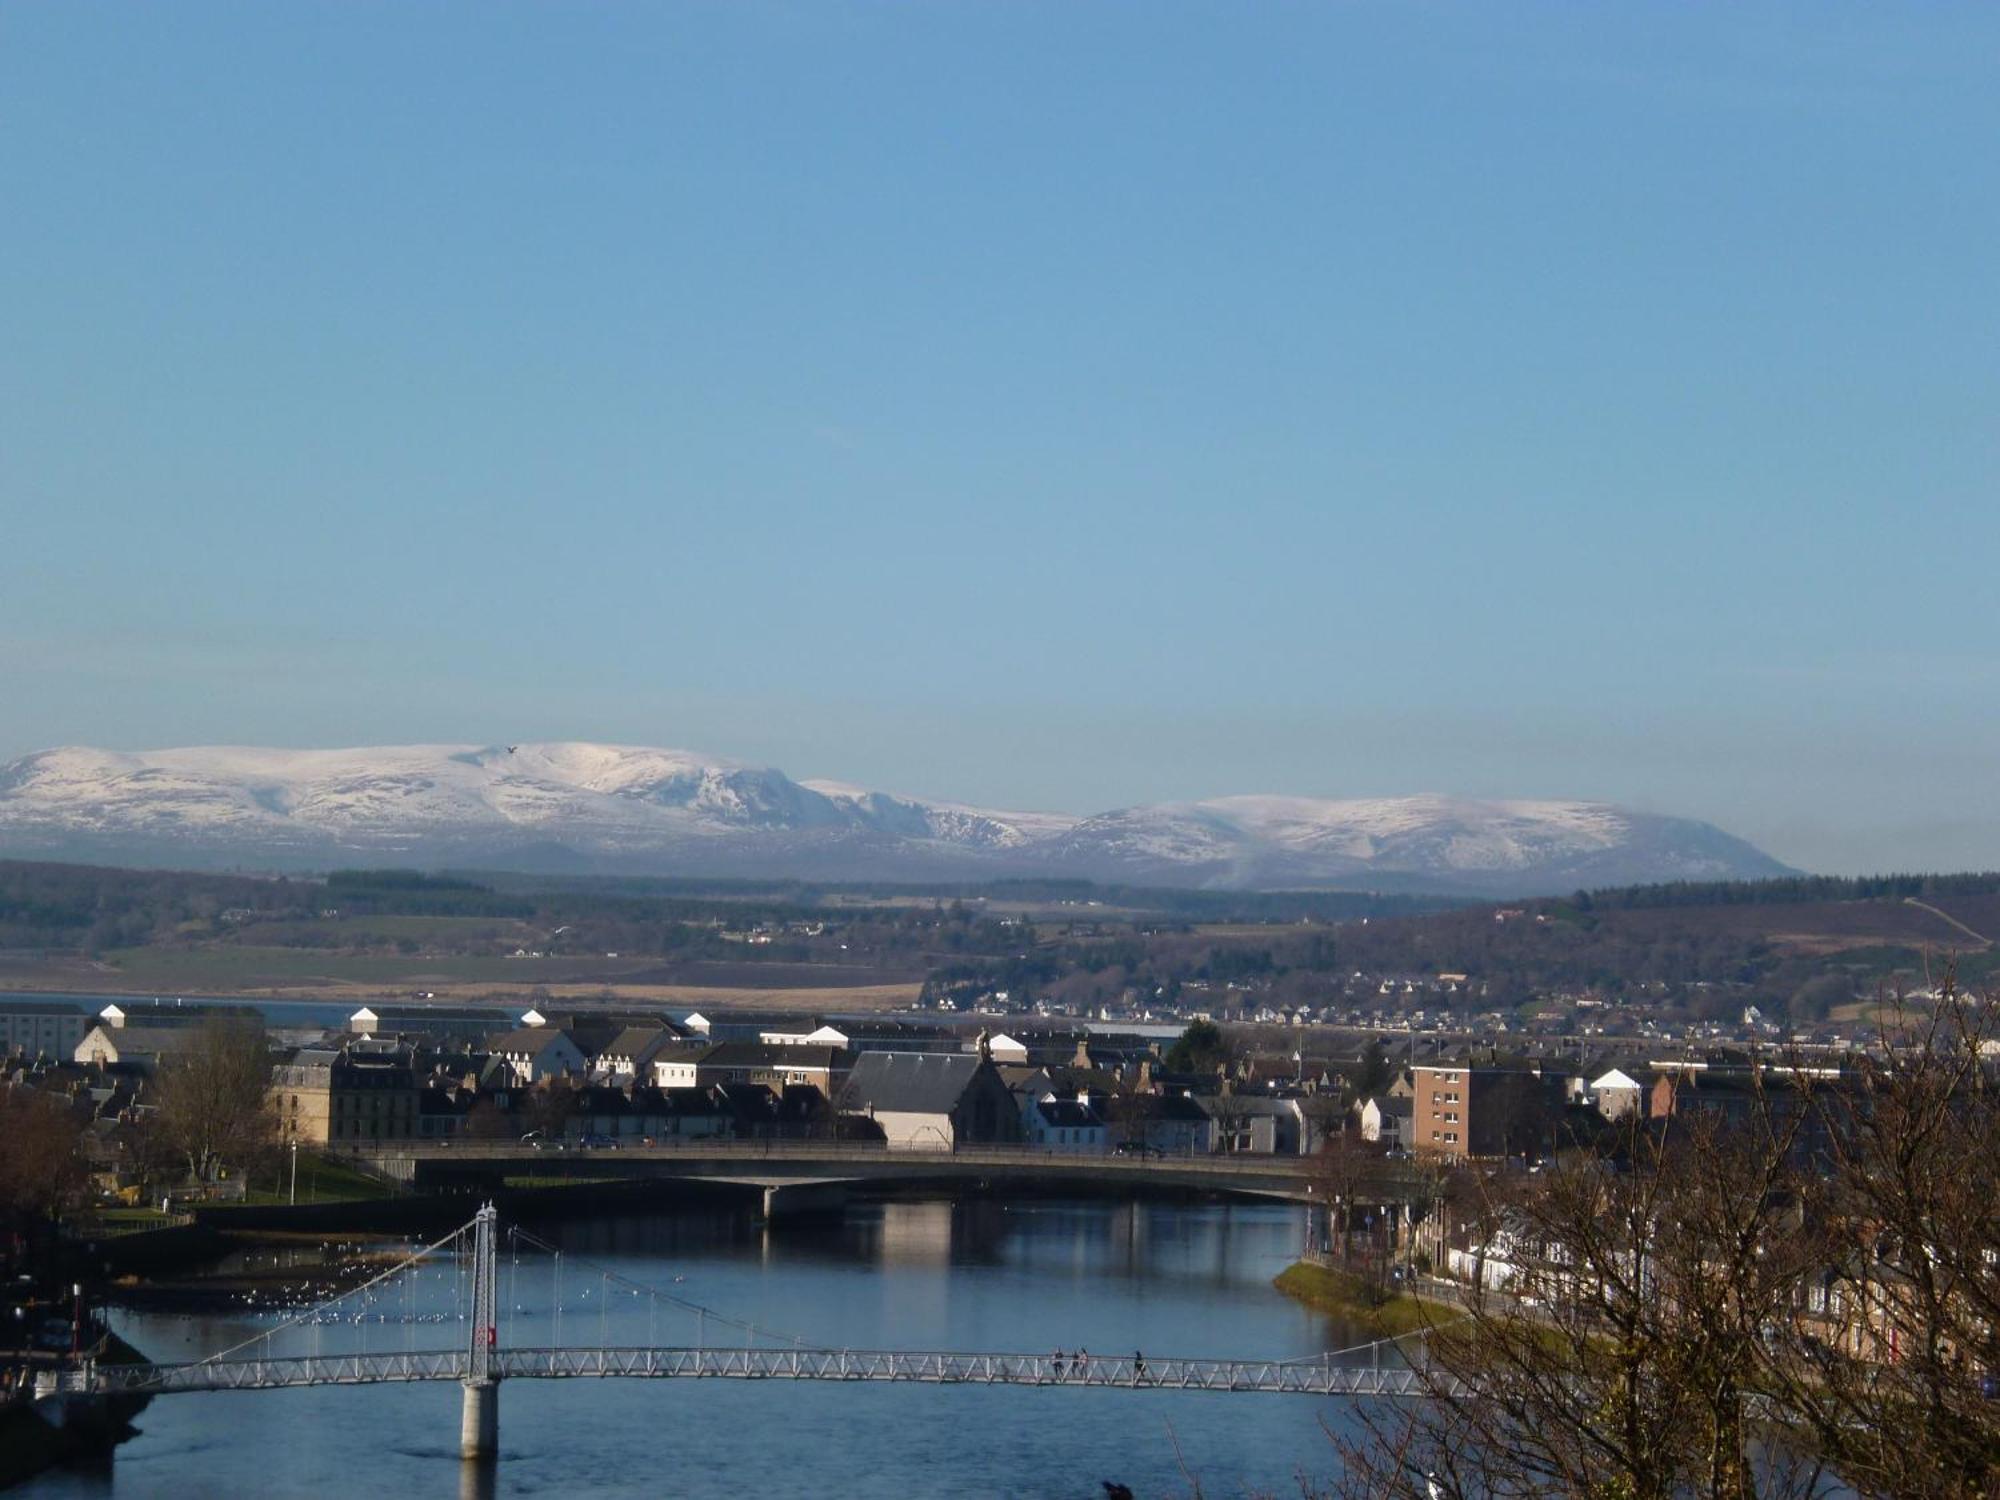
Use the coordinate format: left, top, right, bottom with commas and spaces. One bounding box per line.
354, 1140, 1425, 1205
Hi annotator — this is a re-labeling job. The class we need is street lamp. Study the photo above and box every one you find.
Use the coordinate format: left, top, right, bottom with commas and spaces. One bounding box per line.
289, 1139, 299, 1206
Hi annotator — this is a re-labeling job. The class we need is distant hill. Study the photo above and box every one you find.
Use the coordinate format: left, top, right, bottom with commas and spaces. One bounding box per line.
0, 741, 1795, 897
1, 857, 1992, 1013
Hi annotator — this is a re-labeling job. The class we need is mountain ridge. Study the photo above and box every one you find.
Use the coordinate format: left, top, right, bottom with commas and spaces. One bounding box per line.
0, 741, 1796, 896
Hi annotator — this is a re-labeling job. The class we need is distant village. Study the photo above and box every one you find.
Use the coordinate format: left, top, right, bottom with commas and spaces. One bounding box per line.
932, 962, 1888, 1054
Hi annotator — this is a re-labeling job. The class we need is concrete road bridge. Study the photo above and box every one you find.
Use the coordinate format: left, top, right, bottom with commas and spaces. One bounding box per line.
356, 1139, 1428, 1211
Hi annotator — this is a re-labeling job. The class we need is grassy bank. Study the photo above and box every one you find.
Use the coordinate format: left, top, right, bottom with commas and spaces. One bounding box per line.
1273, 1260, 1455, 1339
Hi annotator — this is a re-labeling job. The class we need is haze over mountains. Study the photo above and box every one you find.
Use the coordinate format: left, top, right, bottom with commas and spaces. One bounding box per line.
0, 742, 1795, 896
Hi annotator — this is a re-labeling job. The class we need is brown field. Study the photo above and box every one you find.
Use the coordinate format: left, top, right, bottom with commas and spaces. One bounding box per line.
1592, 898, 1987, 954
0, 950, 921, 1011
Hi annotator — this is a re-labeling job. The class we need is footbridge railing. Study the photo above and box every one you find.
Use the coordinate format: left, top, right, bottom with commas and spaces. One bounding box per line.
94, 1345, 1436, 1398
84, 1205, 1451, 1457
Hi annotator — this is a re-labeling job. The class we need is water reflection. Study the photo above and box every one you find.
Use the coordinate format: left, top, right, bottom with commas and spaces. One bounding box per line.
33, 1198, 1369, 1500
458, 1459, 497, 1500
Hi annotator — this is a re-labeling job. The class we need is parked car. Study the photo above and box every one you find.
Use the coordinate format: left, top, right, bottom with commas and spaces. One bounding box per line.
519, 1131, 564, 1152
1113, 1141, 1164, 1158
578, 1133, 619, 1150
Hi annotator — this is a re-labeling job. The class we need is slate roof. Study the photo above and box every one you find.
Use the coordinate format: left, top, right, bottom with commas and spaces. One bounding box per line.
689, 1042, 845, 1071
841, 1052, 987, 1115
354, 1006, 504, 1030
488, 1027, 575, 1056
1033, 1099, 1101, 1129
599, 1026, 673, 1060
83, 1024, 213, 1055
1149, 1093, 1212, 1123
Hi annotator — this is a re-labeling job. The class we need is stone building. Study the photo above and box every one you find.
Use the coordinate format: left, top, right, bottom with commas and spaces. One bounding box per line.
272, 1042, 421, 1146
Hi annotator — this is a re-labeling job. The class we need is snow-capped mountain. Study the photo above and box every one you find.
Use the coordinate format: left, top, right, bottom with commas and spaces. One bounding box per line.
1042, 795, 1791, 892
0, 743, 1794, 894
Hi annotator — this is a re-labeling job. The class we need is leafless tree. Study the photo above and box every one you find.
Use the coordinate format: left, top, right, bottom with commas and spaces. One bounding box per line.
1311, 1130, 1374, 1273
0, 1088, 89, 1223
149, 1019, 279, 1185
1327, 1102, 1824, 1500
1099, 1068, 1156, 1149
1766, 974, 2000, 1498
462, 1093, 516, 1141
523, 1078, 577, 1140
1207, 1084, 1256, 1155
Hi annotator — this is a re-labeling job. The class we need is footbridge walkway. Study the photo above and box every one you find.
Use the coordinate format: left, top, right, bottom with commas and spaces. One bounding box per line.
69, 1207, 1447, 1463
93, 1344, 1429, 1398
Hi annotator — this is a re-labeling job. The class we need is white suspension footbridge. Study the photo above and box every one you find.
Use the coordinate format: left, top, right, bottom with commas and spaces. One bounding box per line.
74, 1207, 1443, 1459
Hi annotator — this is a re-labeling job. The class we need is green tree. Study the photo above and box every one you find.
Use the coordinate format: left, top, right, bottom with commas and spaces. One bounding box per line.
1164, 1019, 1230, 1074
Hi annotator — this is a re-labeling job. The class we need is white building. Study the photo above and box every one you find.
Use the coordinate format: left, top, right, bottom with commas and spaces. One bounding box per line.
593, 1026, 678, 1082
486, 1027, 587, 1086
1358, 1095, 1411, 1147
838, 1053, 1021, 1150
74, 1023, 208, 1074
1022, 1093, 1107, 1153
1589, 1067, 1645, 1120
986, 1033, 1030, 1065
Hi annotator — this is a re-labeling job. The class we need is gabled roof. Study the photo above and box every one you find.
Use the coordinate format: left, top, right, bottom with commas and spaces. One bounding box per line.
688, 1042, 846, 1070
488, 1027, 577, 1056
841, 1052, 990, 1115
80, 1024, 213, 1054
600, 1026, 673, 1060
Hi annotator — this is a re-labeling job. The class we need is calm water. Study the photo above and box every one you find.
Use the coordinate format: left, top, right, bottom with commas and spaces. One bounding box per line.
26, 1199, 1380, 1499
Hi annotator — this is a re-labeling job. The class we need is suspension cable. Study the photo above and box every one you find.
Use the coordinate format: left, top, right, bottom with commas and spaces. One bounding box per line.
195, 1218, 477, 1367
507, 1225, 817, 1349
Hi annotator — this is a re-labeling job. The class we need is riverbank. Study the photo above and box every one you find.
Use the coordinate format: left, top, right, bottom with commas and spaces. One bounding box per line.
1272, 1259, 1456, 1338
92, 1177, 768, 1310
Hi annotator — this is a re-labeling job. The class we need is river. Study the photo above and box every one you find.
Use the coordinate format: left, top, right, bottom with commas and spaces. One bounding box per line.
21, 1197, 1380, 1499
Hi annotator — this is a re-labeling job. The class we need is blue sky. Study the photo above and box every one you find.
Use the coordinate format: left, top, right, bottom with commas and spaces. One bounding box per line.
2, 3, 1995, 874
